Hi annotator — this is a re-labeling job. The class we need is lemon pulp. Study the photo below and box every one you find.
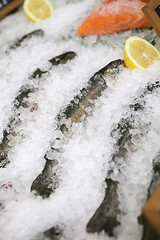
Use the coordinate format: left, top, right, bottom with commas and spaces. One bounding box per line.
23, 0, 54, 22
124, 36, 160, 69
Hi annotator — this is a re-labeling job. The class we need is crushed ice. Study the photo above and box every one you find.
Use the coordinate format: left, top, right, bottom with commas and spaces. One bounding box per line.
0, 0, 160, 240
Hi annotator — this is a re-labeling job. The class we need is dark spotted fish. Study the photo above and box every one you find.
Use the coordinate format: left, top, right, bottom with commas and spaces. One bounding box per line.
86, 80, 160, 236
58, 59, 124, 129
87, 178, 120, 236
111, 81, 160, 165
0, 51, 76, 168
7, 29, 44, 51
31, 59, 125, 198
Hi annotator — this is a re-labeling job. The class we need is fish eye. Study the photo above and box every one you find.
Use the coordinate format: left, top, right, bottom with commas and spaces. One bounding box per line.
54, 231, 60, 236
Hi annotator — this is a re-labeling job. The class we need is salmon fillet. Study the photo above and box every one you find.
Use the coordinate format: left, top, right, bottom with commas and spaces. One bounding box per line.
77, 0, 151, 36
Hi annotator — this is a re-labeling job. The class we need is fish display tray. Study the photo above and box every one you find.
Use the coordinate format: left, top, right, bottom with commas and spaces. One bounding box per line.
0, 0, 24, 19
142, 0, 160, 38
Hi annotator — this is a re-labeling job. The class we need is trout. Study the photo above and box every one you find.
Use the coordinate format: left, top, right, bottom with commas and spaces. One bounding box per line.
31, 59, 125, 198
8, 29, 44, 51
87, 80, 160, 236
0, 51, 76, 168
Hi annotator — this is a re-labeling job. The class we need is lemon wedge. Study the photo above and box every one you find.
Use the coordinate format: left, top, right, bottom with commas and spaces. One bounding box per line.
124, 36, 160, 69
23, 0, 54, 22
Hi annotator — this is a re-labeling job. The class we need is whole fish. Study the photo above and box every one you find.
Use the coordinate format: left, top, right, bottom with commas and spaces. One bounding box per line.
31, 59, 124, 198
0, 51, 76, 168
86, 80, 160, 236
141, 157, 160, 240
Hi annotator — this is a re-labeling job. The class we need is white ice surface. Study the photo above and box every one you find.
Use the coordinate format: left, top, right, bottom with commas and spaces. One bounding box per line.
0, 0, 160, 240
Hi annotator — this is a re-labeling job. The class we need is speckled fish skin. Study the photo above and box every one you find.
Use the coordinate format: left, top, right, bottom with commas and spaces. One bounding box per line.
0, 51, 76, 168
87, 178, 120, 236
86, 80, 160, 236
7, 29, 44, 51
58, 59, 124, 130
31, 158, 59, 198
111, 80, 160, 164
30, 59, 125, 198
142, 159, 160, 240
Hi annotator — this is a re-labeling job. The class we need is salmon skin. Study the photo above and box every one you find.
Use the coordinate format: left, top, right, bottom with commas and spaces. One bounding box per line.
141, 158, 160, 240
31, 59, 124, 198
0, 51, 76, 168
7, 29, 44, 52
77, 0, 151, 36
86, 80, 160, 236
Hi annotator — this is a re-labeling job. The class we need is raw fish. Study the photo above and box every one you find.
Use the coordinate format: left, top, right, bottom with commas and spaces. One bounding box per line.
87, 178, 120, 236
77, 0, 151, 36
0, 52, 76, 168
8, 29, 44, 51
31, 59, 124, 198
87, 80, 160, 236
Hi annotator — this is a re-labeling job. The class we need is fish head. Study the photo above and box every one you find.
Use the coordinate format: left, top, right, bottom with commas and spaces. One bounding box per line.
102, 59, 125, 82
44, 225, 62, 240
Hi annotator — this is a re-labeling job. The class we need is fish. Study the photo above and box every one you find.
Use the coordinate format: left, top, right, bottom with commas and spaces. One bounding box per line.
141, 157, 160, 240
43, 225, 62, 240
0, 51, 76, 168
31, 59, 125, 198
35, 225, 62, 240
31, 157, 59, 198
87, 178, 120, 236
86, 80, 160, 236
77, 0, 151, 36
7, 29, 44, 51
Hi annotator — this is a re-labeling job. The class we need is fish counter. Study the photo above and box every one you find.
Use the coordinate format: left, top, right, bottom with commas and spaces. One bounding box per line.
0, 0, 160, 240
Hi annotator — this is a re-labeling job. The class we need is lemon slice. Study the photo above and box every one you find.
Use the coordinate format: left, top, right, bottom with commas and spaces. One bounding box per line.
23, 0, 54, 22
124, 36, 160, 69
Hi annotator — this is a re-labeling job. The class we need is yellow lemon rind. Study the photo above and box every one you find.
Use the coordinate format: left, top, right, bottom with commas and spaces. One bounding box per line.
23, 0, 54, 22
124, 36, 160, 69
